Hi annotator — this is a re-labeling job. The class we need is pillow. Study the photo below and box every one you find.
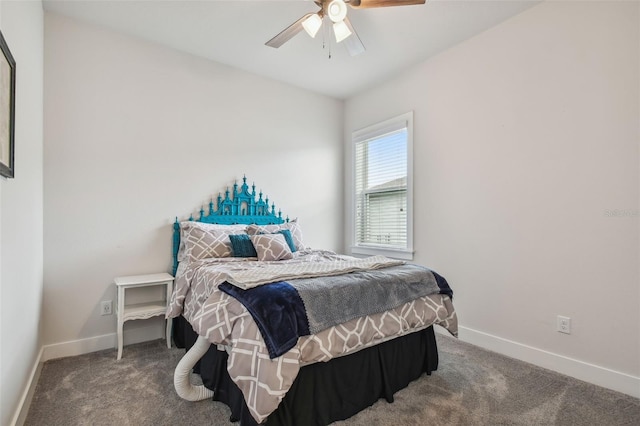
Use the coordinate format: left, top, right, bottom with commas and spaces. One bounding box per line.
178, 222, 247, 261
276, 229, 297, 253
229, 234, 258, 258
246, 219, 305, 251
250, 234, 293, 261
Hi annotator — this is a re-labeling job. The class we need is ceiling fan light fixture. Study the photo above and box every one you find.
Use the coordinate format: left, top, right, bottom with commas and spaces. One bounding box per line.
302, 13, 323, 38
327, 0, 348, 23
333, 20, 352, 43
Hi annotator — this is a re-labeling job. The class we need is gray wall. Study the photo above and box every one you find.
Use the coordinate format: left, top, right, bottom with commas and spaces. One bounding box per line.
0, 1, 44, 425
42, 13, 344, 353
345, 0, 639, 395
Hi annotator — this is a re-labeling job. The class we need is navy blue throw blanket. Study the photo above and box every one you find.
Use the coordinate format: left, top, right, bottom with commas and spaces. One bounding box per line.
219, 268, 453, 359
219, 281, 310, 358
432, 271, 454, 299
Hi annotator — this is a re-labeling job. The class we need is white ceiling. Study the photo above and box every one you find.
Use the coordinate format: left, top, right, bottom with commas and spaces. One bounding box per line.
43, 0, 539, 99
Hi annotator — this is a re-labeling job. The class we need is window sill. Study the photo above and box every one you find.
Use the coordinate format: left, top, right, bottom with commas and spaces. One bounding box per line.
350, 245, 414, 261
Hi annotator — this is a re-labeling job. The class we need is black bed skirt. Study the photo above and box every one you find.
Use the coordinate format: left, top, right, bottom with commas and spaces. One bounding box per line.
173, 316, 439, 426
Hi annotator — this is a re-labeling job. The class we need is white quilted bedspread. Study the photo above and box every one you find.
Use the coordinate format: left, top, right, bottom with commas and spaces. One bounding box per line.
224, 254, 404, 289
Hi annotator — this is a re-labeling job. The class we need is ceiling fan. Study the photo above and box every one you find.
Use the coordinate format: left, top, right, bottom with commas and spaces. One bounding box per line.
265, 0, 426, 57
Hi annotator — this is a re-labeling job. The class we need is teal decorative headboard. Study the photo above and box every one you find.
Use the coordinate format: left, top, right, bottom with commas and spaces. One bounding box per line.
172, 176, 287, 274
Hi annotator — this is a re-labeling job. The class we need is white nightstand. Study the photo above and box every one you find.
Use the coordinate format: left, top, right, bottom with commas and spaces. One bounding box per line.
114, 272, 174, 360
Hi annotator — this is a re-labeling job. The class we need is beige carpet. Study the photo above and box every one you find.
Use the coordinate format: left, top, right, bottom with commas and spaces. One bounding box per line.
25, 335, 640, 425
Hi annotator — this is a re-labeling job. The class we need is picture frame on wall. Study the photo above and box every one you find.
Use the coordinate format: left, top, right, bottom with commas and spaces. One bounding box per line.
0, 28, 16, 179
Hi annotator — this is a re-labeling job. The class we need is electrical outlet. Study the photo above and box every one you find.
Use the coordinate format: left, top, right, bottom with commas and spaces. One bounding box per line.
101, 300, 112, 316
557, 315, 571, 334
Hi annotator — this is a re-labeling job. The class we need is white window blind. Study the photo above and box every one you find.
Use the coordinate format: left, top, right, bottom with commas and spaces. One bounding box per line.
353, 112, 413, 258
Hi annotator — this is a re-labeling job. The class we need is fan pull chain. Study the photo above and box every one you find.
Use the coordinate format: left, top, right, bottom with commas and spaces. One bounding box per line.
323, 21, 332, 60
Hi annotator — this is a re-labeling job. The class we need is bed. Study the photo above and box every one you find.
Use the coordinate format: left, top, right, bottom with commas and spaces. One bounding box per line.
168, 177, 458, 425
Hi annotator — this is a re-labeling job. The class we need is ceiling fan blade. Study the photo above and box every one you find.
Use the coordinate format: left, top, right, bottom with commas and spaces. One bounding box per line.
265, 13, 315, 48
349, 0, 426, 9
342, 17, 365, 56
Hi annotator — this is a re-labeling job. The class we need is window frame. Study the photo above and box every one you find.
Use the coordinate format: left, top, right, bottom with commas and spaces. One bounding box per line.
351, 111, 414, 260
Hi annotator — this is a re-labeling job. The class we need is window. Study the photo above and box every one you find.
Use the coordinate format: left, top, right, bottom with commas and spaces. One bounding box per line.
352, 112, 413, 259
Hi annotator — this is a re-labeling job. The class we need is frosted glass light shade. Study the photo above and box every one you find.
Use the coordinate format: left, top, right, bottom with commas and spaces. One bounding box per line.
327, 0, 348, 23
302, 14, 323, 38
333, 20, 352, 43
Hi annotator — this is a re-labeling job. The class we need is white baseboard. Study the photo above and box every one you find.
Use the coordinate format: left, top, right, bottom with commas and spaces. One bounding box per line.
10, 347, 43, 426
436, 325, 640, 399
42, 323, 165, 362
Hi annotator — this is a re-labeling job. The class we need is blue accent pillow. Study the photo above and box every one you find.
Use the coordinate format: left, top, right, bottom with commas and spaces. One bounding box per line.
229, 234, 258, 258
277, 229, 297, 253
